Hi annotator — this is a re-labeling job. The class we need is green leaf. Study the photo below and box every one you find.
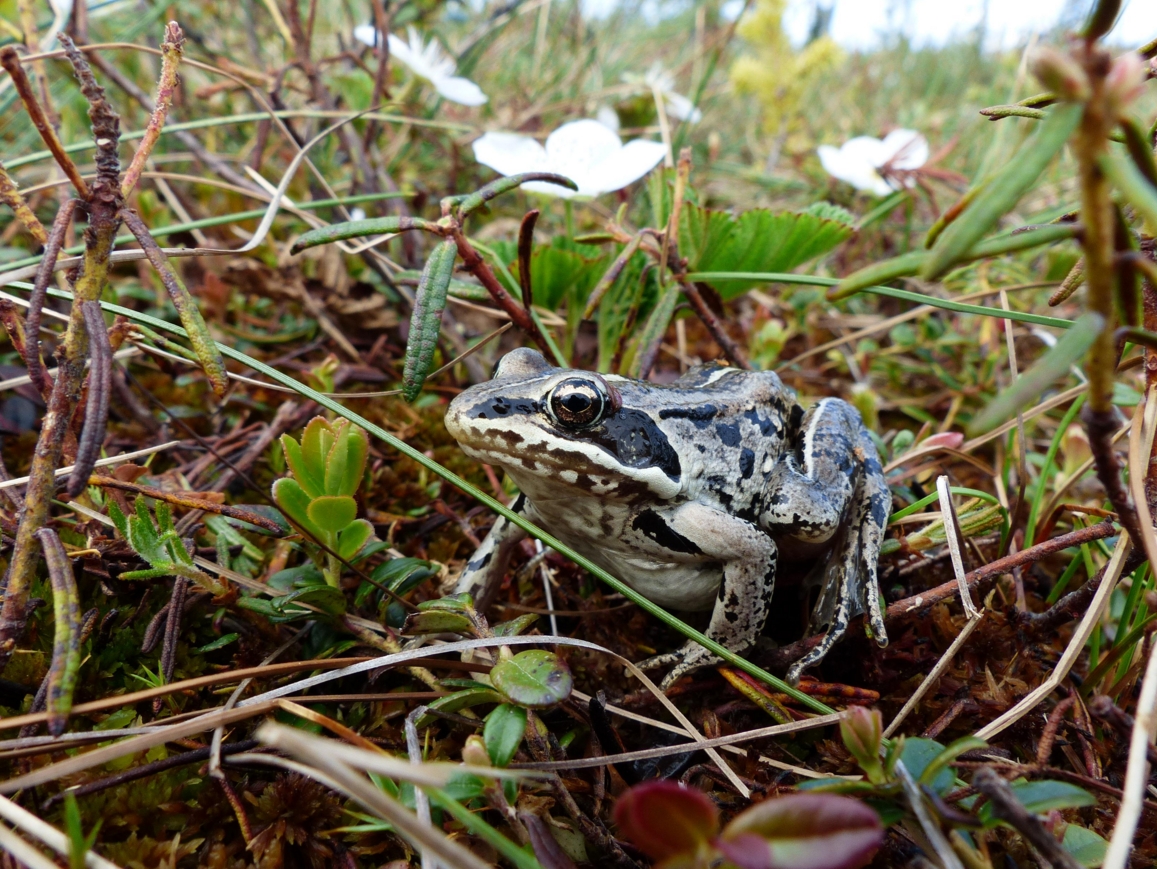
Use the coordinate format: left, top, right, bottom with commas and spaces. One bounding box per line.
457, 172, 578, 217
414, 686, 506, 728
403, 238, 457, 402
301, 417, 336, 480
1102, 147, 1157, 231
323, 420, 368, 497
977, 780, 1096, 826
401, 610, 476, 636
1062, 824, 1109, 868
483, 704, 527, 767
899, 738, 954, 795
528, 242, 608, 311
271, 478, 321, 537
372, 558, 438, 590
195, 632, 240, 653
968, 311, 1103, 434
307, 495, 359, 536
924, 103, 1083, 280
492, 613, 541, 637
490, 650, 572, 708
273, 584, 348, 618
337, 518, 375, 561
717, 792, 883, 869
679, 204, 854, 299
290, 216, 441, 254
419, 594, 475, 613
280, 433, 322, 498
917, 736, 987, 792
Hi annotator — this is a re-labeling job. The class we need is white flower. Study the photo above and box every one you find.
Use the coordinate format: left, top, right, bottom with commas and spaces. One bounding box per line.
354, 25, 487, 107
472, 119, 668, 199
817, 129, 929, 197
595, 105, 621, 132
643, 63, 702, 123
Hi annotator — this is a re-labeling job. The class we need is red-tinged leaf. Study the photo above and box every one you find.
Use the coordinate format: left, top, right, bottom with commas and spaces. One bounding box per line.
918, 431, 965, 451
613, 781, 719, 862
717, 793, 882, 869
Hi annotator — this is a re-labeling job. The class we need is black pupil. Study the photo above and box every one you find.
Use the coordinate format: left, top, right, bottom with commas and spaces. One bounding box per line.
562, 393, 592, 413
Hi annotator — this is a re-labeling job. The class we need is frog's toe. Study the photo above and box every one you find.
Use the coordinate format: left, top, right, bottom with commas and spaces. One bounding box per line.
642, 643, 723, 690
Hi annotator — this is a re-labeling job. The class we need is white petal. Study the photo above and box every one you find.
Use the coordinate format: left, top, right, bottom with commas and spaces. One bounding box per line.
388, 32, 419, 74
435, 76, 488, 106
472, 132, 550, 178
543, 120, 624, 192
596, 106, 621, 132
818, 142, 892, 195
664, 92, 701, 123
880, 129, 928, 170
353, 24, 379, 47
587, 138, 667, 196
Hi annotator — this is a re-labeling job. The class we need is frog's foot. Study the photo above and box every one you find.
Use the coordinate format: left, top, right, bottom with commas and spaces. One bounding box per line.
638, 643, 724, 690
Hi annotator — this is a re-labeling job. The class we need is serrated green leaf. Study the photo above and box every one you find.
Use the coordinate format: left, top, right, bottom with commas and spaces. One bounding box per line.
490, 650, 572, 708
483, 704, 527, 767
307, 495, 358, 535
679, 204, 854, 299
280, 433, 323, 498
337, 518, 375, 561
325, 421, 368, 497
924, 103, 1082, 280
271, 478, 322, 538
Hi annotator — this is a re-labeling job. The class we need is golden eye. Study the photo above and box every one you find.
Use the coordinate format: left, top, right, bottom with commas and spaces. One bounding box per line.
548, 378, 608, 428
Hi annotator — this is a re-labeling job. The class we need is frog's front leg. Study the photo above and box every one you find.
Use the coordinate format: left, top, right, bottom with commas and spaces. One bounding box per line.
638, 502, 778, 690
454, 494, 532, 611
761, 398, 890, 683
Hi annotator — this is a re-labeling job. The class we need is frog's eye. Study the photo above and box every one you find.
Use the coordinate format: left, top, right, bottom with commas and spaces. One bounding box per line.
548, 377, 611, 429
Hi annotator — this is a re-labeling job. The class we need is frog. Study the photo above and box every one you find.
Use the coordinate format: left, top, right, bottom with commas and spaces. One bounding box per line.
444, 348, 891, 688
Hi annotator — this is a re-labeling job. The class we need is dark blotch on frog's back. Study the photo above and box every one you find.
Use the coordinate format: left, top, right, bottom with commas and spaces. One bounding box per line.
658, 403, 719, 429
583, 408, 682, 480
715, 421, 742, 447
632, 509, 702, 555
739, 448, 755, 479
467, 395, 541, 420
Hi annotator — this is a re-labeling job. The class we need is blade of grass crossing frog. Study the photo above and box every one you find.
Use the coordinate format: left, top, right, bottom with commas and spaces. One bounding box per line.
290, 216, 440, 254
13, 282, 832, 714
968, 312, 1104, 436
37, 528, 81, 737
923, 103, 1083, 281
1101, 149, 1157, 232
403, 239, 458, 402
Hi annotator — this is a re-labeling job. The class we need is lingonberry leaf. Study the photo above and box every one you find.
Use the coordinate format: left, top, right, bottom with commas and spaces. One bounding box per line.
613, 781, 719, 862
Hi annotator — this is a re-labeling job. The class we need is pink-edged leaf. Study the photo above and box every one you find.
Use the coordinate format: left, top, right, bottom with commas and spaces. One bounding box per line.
613, 781, 719, 861
717, 793, 882, 869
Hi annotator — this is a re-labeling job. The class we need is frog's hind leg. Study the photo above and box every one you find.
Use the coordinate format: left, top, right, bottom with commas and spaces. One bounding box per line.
454, 494, 531, 611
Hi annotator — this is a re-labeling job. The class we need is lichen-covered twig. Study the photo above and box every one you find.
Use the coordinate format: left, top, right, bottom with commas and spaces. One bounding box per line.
0, 46, 90, 198
0, 161, 47, 244
121, 22, 184, 197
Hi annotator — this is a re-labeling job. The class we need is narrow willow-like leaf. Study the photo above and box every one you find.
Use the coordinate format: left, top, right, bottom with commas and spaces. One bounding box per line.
37, 528, 81, 737
456, 172, 578, 218
289, 216, 441, 253
1120, 117, 1157, 187
1102, 149, 1157, 231
968, 311, 1104, 435
403, 239, 458, 402
829, 251, 927, 300
924, 103, 1083, 280
1082, 0, 1122, 39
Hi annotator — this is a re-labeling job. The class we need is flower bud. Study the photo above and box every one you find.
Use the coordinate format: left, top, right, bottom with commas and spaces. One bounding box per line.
462, 735, 492, 767
840, 706, 886, 784
1030, 46, 1090, 101
1106, 51, 1146, 116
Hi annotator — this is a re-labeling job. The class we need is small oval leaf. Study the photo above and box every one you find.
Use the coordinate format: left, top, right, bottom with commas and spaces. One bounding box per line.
613, 781, 719, 861
490, 649, 572, 708
271, 478, 321, 538
402, 610, 476, 636
483, 704, 528, 767
718, 793, 883, 869
307, 495, 358, 535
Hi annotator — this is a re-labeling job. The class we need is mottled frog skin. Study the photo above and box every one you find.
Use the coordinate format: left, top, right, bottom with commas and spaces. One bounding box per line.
444, 348, 890, 687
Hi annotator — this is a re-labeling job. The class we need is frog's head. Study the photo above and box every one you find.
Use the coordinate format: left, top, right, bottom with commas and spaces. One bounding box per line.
445, 349, 681, 500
